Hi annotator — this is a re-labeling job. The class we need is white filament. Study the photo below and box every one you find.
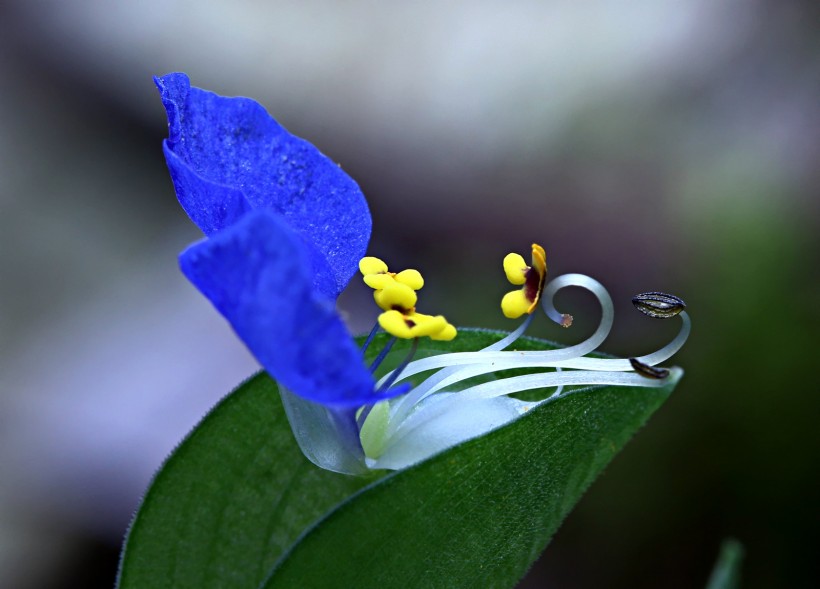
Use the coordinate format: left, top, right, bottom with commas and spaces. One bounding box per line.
283, 272, 689, 475
385, 314, 535, 437
387, 369, 679, 450
378, 274, 614, 384
372, 273, 688, 466
383, 273, 615, 434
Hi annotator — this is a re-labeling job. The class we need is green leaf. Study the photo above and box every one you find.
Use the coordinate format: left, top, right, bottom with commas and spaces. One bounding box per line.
118, 329, 680, 589
116, 373, 375, 589
705, 539, 744, 589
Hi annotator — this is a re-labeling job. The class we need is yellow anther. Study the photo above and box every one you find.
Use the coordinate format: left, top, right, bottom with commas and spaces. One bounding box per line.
395, 269, 424, 291
500, 243, 547, 319
364, 273, 395, 290
378, 310, 457, 341
374, 282, 417, 313
360, 257, 424, 292
360, 255, 453, 341
431, 322, 457, 341
359, 257, 389, 275
503, 253, 528, 285
501, 290, 532, 319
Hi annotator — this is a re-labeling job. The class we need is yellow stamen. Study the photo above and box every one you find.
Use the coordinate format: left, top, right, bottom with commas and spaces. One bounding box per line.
500, 243, 547, 319
360, 257, 424, 292
394, 269, 424, 291
374, 282, 417, 313
430, 322, 457, 341
501, 290, 532, 319
359, 257, 389, 275
360, 255, 454, 341
378, 310, 457, 341
503, 253, 528, 285
364, 273, 396, 290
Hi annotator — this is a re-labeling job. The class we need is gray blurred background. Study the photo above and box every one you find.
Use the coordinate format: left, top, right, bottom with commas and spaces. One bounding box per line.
1, 1, 818, 587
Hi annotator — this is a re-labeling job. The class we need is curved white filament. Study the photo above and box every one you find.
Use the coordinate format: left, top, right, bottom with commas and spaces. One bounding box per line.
545, 311, 691, 371
387, 368, 681, 452
385, 314, 535, 436
381, 274, 614, 435
378, 274, 614, 385
379, 275, 689, 449
388, 309, 690, 380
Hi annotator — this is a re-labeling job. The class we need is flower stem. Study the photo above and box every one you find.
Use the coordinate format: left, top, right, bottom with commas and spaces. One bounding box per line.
369, 336, 397, 372
378, 338, 419, 393
361, 321, 382, 353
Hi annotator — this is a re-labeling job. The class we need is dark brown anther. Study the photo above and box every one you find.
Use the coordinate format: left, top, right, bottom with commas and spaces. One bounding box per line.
632, 292, 686, 319
629, 358, 670, 379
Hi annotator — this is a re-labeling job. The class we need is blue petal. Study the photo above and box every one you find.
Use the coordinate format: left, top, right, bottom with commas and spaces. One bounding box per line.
162, 143, 252, 233
155, 72, 371, 300
179, 210, 391, 408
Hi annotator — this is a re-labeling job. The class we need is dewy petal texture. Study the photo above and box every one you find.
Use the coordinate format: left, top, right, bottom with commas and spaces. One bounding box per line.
179, 210, 377, 407
155, 72, 370, 299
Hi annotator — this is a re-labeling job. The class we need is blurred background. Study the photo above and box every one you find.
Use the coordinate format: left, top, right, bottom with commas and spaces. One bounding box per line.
0, 0, 817, 587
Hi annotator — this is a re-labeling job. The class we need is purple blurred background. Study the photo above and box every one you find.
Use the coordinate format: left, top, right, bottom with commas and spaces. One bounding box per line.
1, 1, 817, 587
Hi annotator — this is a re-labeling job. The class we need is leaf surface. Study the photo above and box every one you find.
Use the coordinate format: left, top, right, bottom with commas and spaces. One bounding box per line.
116, 373, 373, 589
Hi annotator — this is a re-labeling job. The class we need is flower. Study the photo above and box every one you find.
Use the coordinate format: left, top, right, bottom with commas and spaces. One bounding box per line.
157, 72, 387, 408
157, 73, 690, 475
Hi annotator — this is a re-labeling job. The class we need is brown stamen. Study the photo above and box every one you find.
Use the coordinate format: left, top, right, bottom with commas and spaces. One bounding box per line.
629, 358, 670, 379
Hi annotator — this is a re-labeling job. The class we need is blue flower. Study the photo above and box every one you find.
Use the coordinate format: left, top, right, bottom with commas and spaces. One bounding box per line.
156, 73, 690, 475
156, 72, 383, 408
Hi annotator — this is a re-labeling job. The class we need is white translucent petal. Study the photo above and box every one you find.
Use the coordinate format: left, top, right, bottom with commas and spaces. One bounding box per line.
278, 386, 369, 475
366, 393, 528, 471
